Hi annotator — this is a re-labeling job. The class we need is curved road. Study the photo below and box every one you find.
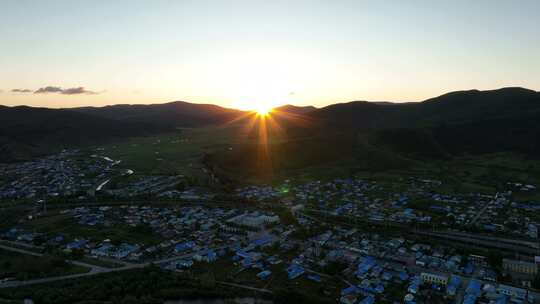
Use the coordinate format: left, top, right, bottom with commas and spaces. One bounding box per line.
0, 242, 238, 289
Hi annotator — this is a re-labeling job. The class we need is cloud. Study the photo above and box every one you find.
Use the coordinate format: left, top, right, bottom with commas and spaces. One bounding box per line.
34, 86, 64, 94
61, 87, 98, 95
34, 86, 99, 95
11, 88, 33, 93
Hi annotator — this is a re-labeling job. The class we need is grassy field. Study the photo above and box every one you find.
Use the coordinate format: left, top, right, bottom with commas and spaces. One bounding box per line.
189, 254, 341, 301
75, 119, 540, 194
76, 256, 123, 268
0, 207, 28, 230
0, 249, 89, 281
88, 123, 253, 175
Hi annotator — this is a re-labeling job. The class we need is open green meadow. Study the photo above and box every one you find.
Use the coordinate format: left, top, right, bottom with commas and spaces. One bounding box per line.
73, 121, 540, 196
0, 249, 89, 281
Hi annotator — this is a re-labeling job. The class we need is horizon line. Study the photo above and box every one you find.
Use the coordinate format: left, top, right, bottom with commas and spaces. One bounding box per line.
0, 86, 537, 111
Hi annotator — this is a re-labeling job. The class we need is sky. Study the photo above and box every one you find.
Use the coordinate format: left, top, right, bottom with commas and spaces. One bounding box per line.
1, 0, 539, 110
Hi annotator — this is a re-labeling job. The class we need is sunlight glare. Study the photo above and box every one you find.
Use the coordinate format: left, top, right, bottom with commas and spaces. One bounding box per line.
255, 104, 273, 116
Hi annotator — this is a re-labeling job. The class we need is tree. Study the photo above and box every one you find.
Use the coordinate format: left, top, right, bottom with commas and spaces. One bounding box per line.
487, 251, 503, 268
533, 274, 540, 290
120, 295, 138, 304
199, 272, 216, 289
2, 260, 12, 270
278, 209, 298, 226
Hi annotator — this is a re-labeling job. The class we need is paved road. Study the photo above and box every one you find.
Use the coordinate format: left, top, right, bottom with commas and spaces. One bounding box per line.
216, 281, 272, 294
1, 239, 134, 267
469, 193, 498, 226
0, 243, 42, 257
416, 231, 540, 255
303, 209, 540, 255
0, 242, 239, 289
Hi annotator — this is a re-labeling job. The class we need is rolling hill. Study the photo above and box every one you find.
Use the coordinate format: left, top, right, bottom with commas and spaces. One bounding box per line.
2, 87, 539, 169
309, 87, 540, 129
73, 101, 245, 128
0, 106, 171, 162
305, 87, 540, 157
273, 104, 317, 115
206, 87, 540, 181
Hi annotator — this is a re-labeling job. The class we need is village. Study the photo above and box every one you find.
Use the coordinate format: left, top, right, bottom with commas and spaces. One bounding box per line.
1, 152, 540, 303
237, 178, 540, 242
2, 193, 540, 303
0, 150, 112, 200
0, 149, 203, 202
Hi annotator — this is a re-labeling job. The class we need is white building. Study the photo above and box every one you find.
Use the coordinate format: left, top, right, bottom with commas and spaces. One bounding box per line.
227, 212, 280, 229
421, 272, 449, 286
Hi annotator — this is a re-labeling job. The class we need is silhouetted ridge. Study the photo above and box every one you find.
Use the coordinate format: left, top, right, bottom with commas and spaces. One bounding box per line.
2, 87, 540, 163
73, 101, 244, 127
274, 104, 317, 114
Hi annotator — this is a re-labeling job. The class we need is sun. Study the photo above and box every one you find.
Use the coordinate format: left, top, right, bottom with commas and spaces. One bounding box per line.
255, 104, 273, 116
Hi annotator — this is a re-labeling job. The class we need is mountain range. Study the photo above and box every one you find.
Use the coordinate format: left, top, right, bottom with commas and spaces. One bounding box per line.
1, 87, 539, 163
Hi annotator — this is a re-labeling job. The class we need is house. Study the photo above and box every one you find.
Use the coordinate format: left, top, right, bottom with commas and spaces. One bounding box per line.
527, 224, 538, 239
341, 285, 359, 296
404, 293, 415, 304
91, 243, 114, 256
465, 279, 482, 299
174, 241, 195, 253
408, 276, 421, 294
462, 294, 477, 304
66, 239, 88, 251
447, 276, 461, 296
356, 256, 376, 278
175, 259, 194, 269
497, 284, 528, 301
340, 294, 357, 304
251, 236, 274, 248
256, 270, 272, 280
112, 243, 139, 259
359, 295, 375, 304
193, 250, 217, 263
236, 250, 262, 261
287, 264, 305, 280
17, 234, 35, 242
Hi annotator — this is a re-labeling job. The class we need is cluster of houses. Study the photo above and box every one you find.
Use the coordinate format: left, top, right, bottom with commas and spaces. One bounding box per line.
235, 178, 540, 241
102, 175, 185, 198
236, 186, 281, 201
2, 198, 540, 303
0, 149, 115, 200
0, 149, 203, 202
2, 205, 286, 263
299, 227, 538, 304
3, 159, 540, 304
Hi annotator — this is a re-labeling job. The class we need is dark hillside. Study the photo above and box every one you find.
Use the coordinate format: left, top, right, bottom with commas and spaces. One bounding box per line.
74, 101, 244, 127
0, 106, 169, 162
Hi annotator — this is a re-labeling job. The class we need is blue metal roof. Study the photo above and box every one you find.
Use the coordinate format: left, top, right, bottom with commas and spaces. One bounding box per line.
359, 295, 375, 304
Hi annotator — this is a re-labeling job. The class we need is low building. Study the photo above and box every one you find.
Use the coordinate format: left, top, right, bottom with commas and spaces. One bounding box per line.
497, 284, 528, 301
226, 212, 280, 229
447, 276, 461, 296
421, 272, 449, 286
503, 258, 538, 275
469, 254, 488, 267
